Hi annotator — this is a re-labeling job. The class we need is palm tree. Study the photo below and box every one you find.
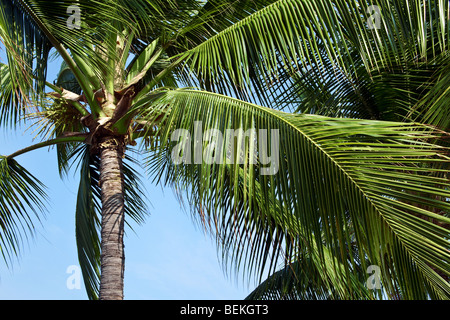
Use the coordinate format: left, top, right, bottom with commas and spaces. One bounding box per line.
0, 0, 448, 300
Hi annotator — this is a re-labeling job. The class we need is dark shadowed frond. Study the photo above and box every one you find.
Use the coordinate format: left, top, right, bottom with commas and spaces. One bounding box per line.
179, 0, 449, 106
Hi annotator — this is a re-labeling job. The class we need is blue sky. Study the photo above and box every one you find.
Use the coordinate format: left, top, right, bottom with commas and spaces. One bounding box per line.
0, 48, 253, 300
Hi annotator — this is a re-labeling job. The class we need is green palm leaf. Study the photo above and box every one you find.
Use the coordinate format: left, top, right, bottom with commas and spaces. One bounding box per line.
0, 63, 24, 127
409, 62, 450, 132
245, 244, 373, 300
0, 156, 47, 266
181, 0, 449, 105
136, 88, 450, 299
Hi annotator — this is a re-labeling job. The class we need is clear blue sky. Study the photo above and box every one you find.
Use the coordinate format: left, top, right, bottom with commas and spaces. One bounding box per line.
0, 48, 253, 300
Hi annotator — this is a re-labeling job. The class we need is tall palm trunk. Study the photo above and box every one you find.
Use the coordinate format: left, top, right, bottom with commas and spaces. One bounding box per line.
98, 136, 126, 300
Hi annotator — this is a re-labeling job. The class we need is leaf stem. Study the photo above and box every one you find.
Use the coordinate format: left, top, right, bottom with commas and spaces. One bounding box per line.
5, 135, 86, 160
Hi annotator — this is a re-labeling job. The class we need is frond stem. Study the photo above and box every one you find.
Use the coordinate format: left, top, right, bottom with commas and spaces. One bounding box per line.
5, 135, 86, 160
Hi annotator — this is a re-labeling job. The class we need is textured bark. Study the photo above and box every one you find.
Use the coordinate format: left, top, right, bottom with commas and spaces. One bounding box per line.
99, 136, 126, 300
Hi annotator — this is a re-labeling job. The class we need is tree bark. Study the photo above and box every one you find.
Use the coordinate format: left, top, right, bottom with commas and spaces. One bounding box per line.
98, 136, 126, 300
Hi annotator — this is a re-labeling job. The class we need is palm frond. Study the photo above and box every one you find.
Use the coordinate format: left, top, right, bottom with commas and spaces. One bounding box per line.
179, 0, 449, 105
0, 63, 25, 127
136, 88, 450, 299
0, 0, 51, 125
0, 156, 47, 266
409, 61, 450, 132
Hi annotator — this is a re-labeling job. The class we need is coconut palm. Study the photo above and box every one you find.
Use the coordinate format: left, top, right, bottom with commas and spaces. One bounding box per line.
0, 0, 449, 300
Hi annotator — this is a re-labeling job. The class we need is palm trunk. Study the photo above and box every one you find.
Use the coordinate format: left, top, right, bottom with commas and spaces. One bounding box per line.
98, 136, 126, 300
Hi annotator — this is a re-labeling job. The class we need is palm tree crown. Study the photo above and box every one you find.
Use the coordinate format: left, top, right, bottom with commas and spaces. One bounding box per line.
0, 0, 449, 300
